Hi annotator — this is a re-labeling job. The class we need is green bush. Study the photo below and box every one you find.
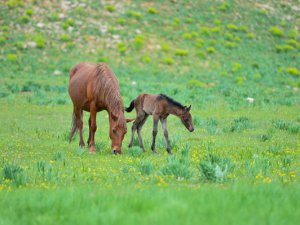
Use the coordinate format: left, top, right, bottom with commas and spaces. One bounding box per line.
269, 26, 284, 37
3, 164, 27, 187
137, 159, 153, 175
198, 154, 234, 182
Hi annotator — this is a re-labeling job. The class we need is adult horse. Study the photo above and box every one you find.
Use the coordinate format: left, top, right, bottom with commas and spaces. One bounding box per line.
68, 62, 132, 154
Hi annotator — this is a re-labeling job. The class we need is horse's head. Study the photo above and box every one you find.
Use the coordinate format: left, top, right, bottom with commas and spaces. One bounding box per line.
180, 105, 194, 132
109, 112, 134, 154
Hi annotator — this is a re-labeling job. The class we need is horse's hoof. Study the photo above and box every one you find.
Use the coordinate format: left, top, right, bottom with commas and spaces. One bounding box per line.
89, 146, 96, 153
152, 150, 157, 154
128, 144, 132, 148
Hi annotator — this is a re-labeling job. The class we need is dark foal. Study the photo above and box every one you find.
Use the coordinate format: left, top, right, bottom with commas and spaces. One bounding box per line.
125, 93, 194, 154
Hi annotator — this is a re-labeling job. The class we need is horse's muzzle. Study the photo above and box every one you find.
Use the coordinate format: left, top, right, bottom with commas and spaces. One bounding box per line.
189, 127, 194, 132
112, 149, 121, 154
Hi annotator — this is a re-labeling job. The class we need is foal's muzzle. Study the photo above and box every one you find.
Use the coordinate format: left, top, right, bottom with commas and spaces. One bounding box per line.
189, 127, 194, 132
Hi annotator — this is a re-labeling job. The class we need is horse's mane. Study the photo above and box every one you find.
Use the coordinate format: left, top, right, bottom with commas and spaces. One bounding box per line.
158, 94, 185, 109
93, 63, 125, 119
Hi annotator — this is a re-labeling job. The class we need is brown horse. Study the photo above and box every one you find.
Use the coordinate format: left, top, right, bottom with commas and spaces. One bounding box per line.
125, 93, 194, 154
68, 62, 132, 154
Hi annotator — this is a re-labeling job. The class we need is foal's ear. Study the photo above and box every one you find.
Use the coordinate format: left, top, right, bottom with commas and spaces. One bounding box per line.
126, 118, 135, 123
184, 105, 191, 112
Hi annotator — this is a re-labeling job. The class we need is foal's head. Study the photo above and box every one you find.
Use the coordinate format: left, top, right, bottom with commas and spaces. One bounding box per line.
180, 105, 194, 132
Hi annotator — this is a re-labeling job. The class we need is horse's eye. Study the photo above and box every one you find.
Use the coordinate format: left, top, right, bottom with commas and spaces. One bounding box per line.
113, 129, 117, 134
185, 119, 189, 123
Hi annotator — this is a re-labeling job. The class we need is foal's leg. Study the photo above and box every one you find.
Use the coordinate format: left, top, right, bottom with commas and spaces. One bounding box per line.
74, 107, 84, 147
137, 115, 148, 151
151, 114, 159, 153
128, 113, 145, 148
160, 118, 172, 154
88, 104, 97, 153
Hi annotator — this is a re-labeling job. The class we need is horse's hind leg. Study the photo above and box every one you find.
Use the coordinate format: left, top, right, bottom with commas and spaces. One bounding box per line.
151, 114, 159, 153
137, 115, 148, 151
128, 113, 145, 148
160, 118, 172, 154
74, 107, 84, 148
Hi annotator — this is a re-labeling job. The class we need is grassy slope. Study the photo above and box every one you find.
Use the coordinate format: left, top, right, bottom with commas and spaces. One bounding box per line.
0, 0, 300, 224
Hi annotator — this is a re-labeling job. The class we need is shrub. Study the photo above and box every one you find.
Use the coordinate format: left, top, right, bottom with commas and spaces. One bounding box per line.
287, 67, 300, 76
148, 7, 157, 14
137, 159, 153, 175
105, 4, 116, 12
3, 164, 27, 187
226, 23, 238, 31
228, 117, 252, 132
7, 54, 18, 62
161, 57, 174, 65
175, 49, 188, 56
133, 35, 145, 49
269, 26, 284, 37
25, 8, 34, 16
198, 154, 234, 182
60, 34, 72, 42
34, 34, 46, 49
206, 47, 216, 53
161, 145, 192, 179
161, 156, 192, 179
20, 15, 30, 23
129, 146, 143, 157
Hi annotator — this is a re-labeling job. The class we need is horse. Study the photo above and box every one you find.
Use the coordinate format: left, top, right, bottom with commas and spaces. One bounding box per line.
68, 62, 133, 154
125, 93, 194, 154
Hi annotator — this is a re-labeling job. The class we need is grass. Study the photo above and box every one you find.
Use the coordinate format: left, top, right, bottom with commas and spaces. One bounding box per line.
0, 0, 299, 224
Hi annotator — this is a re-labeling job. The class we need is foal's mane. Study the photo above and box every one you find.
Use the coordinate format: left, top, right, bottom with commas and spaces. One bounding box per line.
158, 94, 185, 110
93, 63, 125, 121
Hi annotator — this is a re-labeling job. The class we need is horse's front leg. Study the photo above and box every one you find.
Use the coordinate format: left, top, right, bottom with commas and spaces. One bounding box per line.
160, 118, 172, 154
87, 116, 91, 145
151, 115, 159, 153
88, 104, 97, 153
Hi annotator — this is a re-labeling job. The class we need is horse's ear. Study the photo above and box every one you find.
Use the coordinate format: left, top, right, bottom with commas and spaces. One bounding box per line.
111, 112, 118, 121
126, 118, 135, 123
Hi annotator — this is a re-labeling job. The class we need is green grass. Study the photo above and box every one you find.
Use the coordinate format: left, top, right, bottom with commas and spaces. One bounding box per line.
0, 184, 299, 225
0, 0, 299, 224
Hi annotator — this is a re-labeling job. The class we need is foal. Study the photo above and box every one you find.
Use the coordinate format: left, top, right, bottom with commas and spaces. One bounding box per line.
125, 93, 194, 154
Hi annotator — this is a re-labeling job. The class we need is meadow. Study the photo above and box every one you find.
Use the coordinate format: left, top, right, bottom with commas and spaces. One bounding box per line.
0, 0, 299, 224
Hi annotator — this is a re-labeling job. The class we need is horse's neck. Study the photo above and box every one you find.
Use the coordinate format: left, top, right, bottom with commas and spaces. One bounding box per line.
168, 105, 183, 117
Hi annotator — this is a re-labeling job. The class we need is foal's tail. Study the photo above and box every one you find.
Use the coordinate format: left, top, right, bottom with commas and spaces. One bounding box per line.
125, 99, 135, 112
69, 110, 82, 142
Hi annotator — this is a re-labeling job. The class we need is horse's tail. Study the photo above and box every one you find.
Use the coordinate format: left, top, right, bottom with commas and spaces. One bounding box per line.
125, 99, 135, 112
69, 110, 82, 142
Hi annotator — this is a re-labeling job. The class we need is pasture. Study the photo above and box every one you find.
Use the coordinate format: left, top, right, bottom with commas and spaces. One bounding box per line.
0, 0, 299, 224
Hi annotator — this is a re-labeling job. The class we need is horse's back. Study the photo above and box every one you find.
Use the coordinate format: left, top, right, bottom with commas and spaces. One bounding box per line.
69, 62, 97, 107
